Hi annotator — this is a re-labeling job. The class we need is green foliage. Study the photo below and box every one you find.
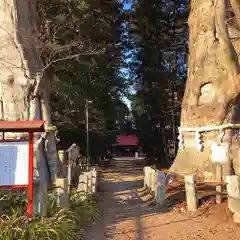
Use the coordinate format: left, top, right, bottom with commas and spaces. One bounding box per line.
37, 0, 128, 155
122, 0, 188, 163
70, 189, 99, 222
0, 189, 99, 240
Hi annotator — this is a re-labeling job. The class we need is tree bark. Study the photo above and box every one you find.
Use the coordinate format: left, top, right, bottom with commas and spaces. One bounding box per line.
0, 0, 60, 184
170, 0, 240, 180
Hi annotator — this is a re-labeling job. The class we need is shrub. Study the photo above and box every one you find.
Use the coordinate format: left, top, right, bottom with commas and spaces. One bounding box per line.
0, 189, 99, 239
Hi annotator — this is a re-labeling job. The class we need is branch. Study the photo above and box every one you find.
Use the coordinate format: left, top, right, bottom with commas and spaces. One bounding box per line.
46, 39, 86, 61
43, 48, 106, 71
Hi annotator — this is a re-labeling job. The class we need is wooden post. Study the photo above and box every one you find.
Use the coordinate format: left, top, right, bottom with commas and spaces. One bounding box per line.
56, 178, 69, 208
155, 171, 166, 207
216, 163, 223, 204
184, 174, 198, 211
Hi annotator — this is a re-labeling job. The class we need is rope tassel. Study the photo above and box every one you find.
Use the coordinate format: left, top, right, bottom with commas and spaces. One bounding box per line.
178, 133, 185, 150
195, 131, 203, 152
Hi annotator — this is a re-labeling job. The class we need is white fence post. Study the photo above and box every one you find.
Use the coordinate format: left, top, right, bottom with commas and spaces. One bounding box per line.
83, 172, 89, 195
184, 174, 198, 211
144, 167, 147, 186
148, 167, 152, 188
91, 169, 97, 194
226, 175, 240, 223
151, 168, 156, 195
67, 162, 72, 191
56, 178, 69, 208
78, 174, 87, 200
155, 171, 166, 207
87, 171, 92, 195
66, 144, 80, 191
149, 168, 153, 192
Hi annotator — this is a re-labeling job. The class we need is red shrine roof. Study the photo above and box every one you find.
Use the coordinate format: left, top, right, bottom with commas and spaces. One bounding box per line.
114, 134, 138, 146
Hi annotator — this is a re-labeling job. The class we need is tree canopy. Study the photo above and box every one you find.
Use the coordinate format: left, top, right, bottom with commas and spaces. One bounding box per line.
123, 0, 189, 165
36, 0, 191, 164
37, 0, 129, 158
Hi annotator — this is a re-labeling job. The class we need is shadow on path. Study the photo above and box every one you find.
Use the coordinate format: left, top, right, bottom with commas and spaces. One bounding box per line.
84, 157, 164, 240
84, 159, 240, 240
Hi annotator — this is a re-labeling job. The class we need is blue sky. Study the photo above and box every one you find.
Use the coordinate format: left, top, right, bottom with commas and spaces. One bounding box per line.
123, 1, 132, 10
121, 1, 134, 110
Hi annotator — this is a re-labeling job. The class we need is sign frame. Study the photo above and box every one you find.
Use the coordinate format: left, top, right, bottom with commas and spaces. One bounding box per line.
0, 121, 45, 217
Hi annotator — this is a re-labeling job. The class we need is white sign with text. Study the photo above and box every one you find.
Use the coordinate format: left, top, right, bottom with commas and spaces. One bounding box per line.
0, 142, 29, 186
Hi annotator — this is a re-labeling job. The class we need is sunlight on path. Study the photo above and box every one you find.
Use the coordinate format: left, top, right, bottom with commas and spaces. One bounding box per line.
84, 158, 240, 240
84, 157, 153, 240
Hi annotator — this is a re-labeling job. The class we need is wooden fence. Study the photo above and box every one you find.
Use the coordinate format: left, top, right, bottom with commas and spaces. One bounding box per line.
144, 166, 240, 223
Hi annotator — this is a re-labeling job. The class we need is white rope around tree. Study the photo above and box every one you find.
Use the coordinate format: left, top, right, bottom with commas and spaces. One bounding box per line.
179, 123, 240, 133
177, 123, 240, 152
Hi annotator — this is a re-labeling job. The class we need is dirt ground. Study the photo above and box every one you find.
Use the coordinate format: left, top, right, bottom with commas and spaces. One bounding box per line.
84, 158, 240, 240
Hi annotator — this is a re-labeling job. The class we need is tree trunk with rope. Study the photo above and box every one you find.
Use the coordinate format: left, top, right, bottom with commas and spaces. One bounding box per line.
170, 0, 240, 180
0, 0, 61, 184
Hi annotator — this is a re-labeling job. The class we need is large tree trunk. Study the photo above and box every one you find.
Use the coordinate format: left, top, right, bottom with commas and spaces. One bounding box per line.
0, 0, 42, 120
0, 0, 60, 183
170, 0, 240, 180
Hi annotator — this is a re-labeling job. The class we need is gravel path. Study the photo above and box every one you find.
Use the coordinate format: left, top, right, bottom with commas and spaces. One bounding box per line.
84, 158, 240, 240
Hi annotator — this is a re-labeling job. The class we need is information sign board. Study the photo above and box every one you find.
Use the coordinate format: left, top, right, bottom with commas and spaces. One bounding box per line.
0, 141, 28, 186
